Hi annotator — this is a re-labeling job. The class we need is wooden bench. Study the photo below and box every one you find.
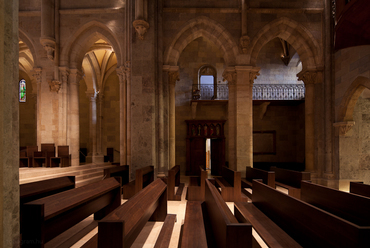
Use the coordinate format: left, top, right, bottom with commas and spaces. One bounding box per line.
122, 165, 154, 199
241, 167, 275, 200
186, 166, 207, 201
214, 166, 242, 202
241, 179, 369, 248
301, 180, 370, 227
103, 165, 129, 187
270, 167, 310, 199
181, 179, 252, 248
22, 177, 121, 248
20, 176, 76, 235
97, 178, 176, 248
350, 181, 370, 198
167, 164, 184, 201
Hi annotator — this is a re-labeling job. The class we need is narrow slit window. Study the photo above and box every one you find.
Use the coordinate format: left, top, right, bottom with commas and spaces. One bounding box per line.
19, 79, 26, 102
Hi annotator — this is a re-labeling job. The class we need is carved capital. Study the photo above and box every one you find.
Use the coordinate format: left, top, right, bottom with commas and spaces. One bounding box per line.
86, 90, 98, 101
48, 80, 62, 93
125, 61, 131, 73
297, 69, 323, 85
133, 19, 149, 40
40, 37, 56, 61
249, 71, 260, 84
69, 69, 83, 85
168, 71, 180, 85
240, 35, 250, 54
59, 67, 70, 85
333, 121, 355, 135
32, 68, 42, 83
222, 70, 237, 86
116, 66, 126, 84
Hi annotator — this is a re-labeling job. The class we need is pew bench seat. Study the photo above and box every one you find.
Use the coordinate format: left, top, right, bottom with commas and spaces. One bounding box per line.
181, 201, 207, 248
235, 202, 302, 248
275, 181, 301, 199
98, 178, 174, 248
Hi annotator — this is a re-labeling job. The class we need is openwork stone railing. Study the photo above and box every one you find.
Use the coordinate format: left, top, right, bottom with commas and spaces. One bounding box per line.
192, 84, 305, 100
253, 84, 305, 100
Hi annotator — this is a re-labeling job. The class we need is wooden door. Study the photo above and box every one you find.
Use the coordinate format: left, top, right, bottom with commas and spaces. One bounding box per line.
211, 138, 225, 176
189, 138, 206, 176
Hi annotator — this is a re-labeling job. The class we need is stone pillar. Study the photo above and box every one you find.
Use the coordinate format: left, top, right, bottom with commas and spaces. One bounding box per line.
125, 62, 131, 168
298, 69, 323, 173
116, 66, 127, 165
58, 67, 69, 145
133, 0, 149, 40
40, 0, 56, 61
68, 69, 83, 166
85, 91, 100, 163
32, 68, 42, 147
0, 0, 19, 246
96, 93, 104, 161
223, 66, 259, 176
166, 66, 179, 169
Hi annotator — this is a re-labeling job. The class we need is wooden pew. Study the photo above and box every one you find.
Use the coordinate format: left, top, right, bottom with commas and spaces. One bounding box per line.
181, 179, 252, 248
241, 167, 275, 199
239, 179, 369, 248
301, 181, 370, 227
97, 178, 176, 248
350, 181, 370, 198
167, 164, 185, 201
122, 165, 154, 199
214, 166, 242, 202
103, 165, 129, 187
180, 201, 208, 248
270, 167, 310, 199
20, 176, 76, 235
186, 166, 207, 201
22, 177, 121, 248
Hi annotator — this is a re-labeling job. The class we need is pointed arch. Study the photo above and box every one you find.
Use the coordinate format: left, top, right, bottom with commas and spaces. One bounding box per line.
60, 21, 122, 69
19, 29, 37, 66
337, 76, 370, 122
164, 16, 239, 66
248, 17, 322, 69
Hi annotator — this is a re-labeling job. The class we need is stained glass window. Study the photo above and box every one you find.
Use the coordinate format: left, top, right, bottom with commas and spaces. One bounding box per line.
19, 79, 26, 102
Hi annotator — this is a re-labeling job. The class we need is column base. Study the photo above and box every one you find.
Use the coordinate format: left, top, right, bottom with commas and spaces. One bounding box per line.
93, 155, 104, 163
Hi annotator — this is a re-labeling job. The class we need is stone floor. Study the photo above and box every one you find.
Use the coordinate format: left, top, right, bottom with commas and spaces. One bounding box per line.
20, 165, 269, 248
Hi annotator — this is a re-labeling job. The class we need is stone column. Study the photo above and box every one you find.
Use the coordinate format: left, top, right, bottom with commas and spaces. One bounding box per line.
32, 68, 43, 147
40, 0, 56, 61
96, 93, 104, 161
116, 66, 127, 165
58, 67, 69, 145
166, 66, 179, 169
298, 69, 323, 173
68, 69, 83, 166
223, 66, 259, 176
85, 91, 97, 163
125, 62, 131, 168
0, 0, 19, 246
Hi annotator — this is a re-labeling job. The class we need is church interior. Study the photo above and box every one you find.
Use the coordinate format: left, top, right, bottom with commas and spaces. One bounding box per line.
1, 0, 370, 247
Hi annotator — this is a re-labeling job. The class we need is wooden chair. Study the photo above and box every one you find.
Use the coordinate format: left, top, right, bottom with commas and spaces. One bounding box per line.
41, 143, 55, 167
50, 145, 71, 167
33, 151, 46, 167
26, 146, 38, 168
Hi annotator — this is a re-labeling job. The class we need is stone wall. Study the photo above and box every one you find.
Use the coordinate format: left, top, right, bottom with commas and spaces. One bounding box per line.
176, 37, 228, 173
339, 94, 370, 184
335, 45, 370, 120
253, 103, 305, 163
255, 37, 303, 85
19, 71, 37, 147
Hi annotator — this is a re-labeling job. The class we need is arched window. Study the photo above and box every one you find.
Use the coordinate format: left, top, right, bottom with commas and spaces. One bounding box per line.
197, 65, 217, 100
19, 79, 26, 102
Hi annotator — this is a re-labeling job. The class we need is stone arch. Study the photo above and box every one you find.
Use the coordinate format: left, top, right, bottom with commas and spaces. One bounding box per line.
60, 21, 122, 69
249, 17, 322, 69
337, 76, 370, 122
19, 29, 37, 66
164, 16, 239, 66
